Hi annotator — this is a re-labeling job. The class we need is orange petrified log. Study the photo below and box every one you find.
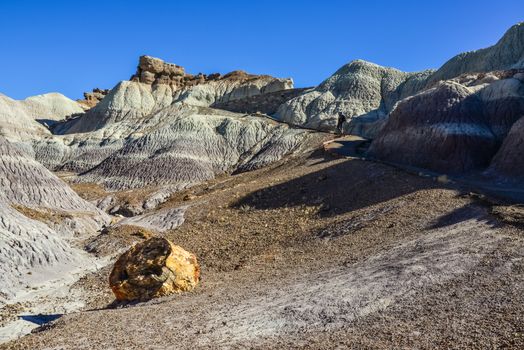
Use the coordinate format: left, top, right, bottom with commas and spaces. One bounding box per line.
109, 237, 200, 301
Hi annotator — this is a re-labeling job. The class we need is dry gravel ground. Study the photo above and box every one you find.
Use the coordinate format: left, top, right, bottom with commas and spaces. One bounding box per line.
2, 150, 524, 349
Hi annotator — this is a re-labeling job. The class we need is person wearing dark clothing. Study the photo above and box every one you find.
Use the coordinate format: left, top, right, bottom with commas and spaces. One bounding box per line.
336, 112, 347, 134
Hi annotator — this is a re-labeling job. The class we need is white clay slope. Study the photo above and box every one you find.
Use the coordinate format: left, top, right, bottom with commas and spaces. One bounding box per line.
0, 137, 109, 301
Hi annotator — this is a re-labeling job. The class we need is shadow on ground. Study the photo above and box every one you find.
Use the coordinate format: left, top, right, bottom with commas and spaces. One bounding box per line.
20, 314, 62, 326
428, 203, 500, 230
233, 157, 440, 218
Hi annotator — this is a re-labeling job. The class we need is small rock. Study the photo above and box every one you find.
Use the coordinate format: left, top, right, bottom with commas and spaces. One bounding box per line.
437, 174, 450, 184
183, 193, 196, 201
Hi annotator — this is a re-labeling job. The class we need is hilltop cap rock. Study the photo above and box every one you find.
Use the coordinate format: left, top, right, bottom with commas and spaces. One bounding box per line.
133, 55, 185, 84
109, 237, 200, 301
139, 55, 185, 76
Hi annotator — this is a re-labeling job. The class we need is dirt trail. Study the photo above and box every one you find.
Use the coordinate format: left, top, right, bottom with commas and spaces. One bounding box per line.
3, 152, 523, 349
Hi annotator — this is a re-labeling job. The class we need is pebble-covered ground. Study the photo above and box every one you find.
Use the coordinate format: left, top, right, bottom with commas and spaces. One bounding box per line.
3, 151, 523, 349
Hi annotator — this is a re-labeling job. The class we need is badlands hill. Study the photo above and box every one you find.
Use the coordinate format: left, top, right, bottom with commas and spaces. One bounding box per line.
0, 22, 524, 349
276, 23, 524, 138
368, 70, 524, 174
0, 136, 108, 309
0, 56, 327, 342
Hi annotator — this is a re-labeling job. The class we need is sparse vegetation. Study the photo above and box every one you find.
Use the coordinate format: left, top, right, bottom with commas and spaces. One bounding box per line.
11, 205, 73, 225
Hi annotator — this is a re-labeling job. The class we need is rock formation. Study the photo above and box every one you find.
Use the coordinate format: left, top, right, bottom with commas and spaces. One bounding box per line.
368, 70, 524, 173
368, 81, 497, 173
0, 92, 83, 140
0, 193, 84, 302
275, 22, 524, 138
1, 21, 524, 346
3, 57, 325, 213
211, 87, 310, 115
0, 136, 109, 301
22, 93, 85, 122
71, 104, 317, 190
130, 55, 293, 107
0, 137, 106, 228
53, 56, 292, 135
427, 23, 524, 85
475, 70, 524, 140
131, 55, 186, 85
109, 237, 200, 301
0, 93, 51, 142
487, 114, 524, 182
275, 60, 432, 137
77, 88, 109, 110
174, 69, 293, 107
25, 69, 320, 192
0, 92, 84, 162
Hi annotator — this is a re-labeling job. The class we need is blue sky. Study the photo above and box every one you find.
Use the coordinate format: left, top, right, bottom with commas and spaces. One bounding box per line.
1, 0, 523, 100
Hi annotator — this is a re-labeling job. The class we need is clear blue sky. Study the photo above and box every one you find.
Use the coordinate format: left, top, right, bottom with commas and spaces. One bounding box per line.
1, 0, 523, 100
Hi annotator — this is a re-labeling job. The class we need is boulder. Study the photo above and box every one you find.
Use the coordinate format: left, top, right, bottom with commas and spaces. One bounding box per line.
109, 237, 200, 301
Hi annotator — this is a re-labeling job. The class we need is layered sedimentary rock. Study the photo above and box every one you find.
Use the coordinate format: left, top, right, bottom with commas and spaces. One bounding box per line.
0, 92, 84, 161
22, 93, 85, 122
131, 55, 186, 85
212, 87, 310, 115
0, 56, 321, 203
30, 69, 319, 191
74, 104, 317, 190
487, 114, 524, 182
368, 81, 496, 173
109, 237, 200, 301
475, 71, 524, 140
77, 88, 109, 110
0, 136, 109, 235
0, 92, 82, 140
427, 23, 524, 84
1, 138, 92, 212
368, 71, 524, 173
33, 102, 319, 192
57, 80, 161, 134
0, 194, 85, 301
275, 60, 432, 137
276, 23, 524, 138
58, 55, 293, 135
130, 55, 293, 107
0, 93, 51, 142
0, 137, 108, 300
174, 70, 293, 107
